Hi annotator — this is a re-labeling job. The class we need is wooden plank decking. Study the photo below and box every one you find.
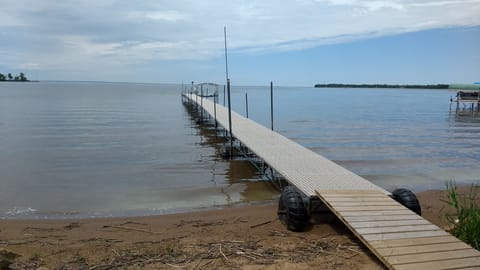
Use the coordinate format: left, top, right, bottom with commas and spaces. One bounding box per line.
185, 93, 480, 269
315, 189, 480, 269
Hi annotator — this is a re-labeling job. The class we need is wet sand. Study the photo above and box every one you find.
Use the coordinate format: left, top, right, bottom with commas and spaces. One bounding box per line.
1, 186, 478, 270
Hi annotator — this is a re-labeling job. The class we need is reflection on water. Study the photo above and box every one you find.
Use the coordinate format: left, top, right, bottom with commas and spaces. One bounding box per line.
450, 111, 480, 125
185, 101, 279, 203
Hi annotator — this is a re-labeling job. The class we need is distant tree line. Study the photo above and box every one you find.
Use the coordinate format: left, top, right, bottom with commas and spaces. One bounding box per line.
314, 83, 449, 89
0, 72, 29, 81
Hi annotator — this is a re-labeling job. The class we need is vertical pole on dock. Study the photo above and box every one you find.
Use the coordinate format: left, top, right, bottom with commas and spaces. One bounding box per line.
224, 27, 229, 81
223, 85, 226, 106
245, 92, 249, 119
224, 26, 233, 158
270, 81, 274, 131
200, 86, 204, 120
227, 79, 233, 157
214, 92, 218, 129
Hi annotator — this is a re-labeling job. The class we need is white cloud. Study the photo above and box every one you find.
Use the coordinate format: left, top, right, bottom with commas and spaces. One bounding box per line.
128, 10, 190, 22
323, 0, 405, 10
1, 0, 479, 78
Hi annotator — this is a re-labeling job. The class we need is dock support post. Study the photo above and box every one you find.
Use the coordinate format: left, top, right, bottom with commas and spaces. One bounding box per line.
227, 79, 233, 158
214, 92, 218, 128
245, 92, 249, 118
270, 81, 274, 131
200, 85, 204, 120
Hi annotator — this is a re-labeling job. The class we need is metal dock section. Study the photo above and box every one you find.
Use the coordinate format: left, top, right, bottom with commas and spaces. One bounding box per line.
184, 93, 385, 197
184, 93, 480, 270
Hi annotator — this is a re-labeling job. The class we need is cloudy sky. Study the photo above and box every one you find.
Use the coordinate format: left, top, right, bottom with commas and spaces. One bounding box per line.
1, 0, 479, 85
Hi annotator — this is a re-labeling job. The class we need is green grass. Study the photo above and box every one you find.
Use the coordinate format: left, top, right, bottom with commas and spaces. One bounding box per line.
443, 181, 480, 250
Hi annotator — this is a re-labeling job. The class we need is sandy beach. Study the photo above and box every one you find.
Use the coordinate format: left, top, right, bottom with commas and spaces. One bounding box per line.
1, 186, 478, 270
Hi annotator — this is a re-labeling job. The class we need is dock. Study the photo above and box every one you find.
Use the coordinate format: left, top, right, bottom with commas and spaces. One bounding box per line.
183, 92, 480, 269
452, 90, 480, 112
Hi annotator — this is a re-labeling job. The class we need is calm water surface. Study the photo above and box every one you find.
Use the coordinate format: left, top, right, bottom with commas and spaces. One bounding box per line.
0, 82, 478, 218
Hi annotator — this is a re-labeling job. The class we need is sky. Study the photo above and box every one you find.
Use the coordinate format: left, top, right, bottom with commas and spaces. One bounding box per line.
0, 0, 479, 86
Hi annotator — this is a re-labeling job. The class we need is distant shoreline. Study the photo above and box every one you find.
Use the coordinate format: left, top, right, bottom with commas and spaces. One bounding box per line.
314, 83, 480, 90
315, 83, 451, 89
0, 80, 38, 83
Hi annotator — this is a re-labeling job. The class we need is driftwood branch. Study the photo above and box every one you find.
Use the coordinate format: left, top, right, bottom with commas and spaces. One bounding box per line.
218, 244, 228, 261
250, 219, 276, 229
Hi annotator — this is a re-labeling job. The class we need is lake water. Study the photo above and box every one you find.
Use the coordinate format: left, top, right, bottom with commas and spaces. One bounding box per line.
1, 82, 479, 218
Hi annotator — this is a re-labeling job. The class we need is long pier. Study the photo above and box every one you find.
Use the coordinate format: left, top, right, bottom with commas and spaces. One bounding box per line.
183, 92, 480, 269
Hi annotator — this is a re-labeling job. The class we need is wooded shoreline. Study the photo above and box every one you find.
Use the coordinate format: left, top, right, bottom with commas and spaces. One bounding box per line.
314, 83, 450, 89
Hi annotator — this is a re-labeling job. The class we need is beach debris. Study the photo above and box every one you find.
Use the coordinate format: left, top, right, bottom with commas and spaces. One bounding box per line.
23, 227, 59, 233
117, 221, 147, 226
175, 218, 248, 229
193, 240, 280, 266
250, 218, 276, 229
217, 244, 229, 261
191, 219, 227, 227
102, 225, 161, 234
268, 230, 289, 237
79, 238, 123, 244
174, 219, 201, 228
3, 234, 368, 269
56, 256, 88, 270
0, 240, 37, 246
63, 222, 80, 230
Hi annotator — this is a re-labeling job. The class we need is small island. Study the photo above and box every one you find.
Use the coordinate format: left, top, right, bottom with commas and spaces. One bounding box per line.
314, 83, 450, 89
0, 72, 29, 82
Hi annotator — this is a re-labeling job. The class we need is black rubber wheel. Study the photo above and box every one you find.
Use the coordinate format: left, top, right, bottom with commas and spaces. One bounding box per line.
392, 188, 421, 215
277, 186, 309, 231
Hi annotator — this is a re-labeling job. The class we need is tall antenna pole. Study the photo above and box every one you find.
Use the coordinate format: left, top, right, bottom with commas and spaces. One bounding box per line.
270, 81, 274, 131
224, 26, 233, 158
224, 26, 229, 80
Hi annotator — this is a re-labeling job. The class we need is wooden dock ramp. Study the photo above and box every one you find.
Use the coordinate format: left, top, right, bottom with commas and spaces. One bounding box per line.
316, 189, 480, 269
184, 93, 480, 269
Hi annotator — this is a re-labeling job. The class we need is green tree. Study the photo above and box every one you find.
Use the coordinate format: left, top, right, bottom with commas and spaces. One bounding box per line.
19, 72, 27, 81
0, 73, 5, 81
7, 73, 13, 80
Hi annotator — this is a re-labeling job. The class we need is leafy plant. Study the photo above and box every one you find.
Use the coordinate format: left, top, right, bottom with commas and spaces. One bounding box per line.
443, 180, 480, 250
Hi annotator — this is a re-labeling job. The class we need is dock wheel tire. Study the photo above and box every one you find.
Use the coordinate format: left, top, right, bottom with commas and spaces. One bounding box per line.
277, 186, 309, 232
392, 188, 421, 216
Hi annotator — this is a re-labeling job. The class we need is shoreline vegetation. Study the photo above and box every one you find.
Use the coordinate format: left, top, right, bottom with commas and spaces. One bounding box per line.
0, 72, 29, 82
444, 182, 480, 250
315, 83, 450, 89
314, 83, 480, 90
